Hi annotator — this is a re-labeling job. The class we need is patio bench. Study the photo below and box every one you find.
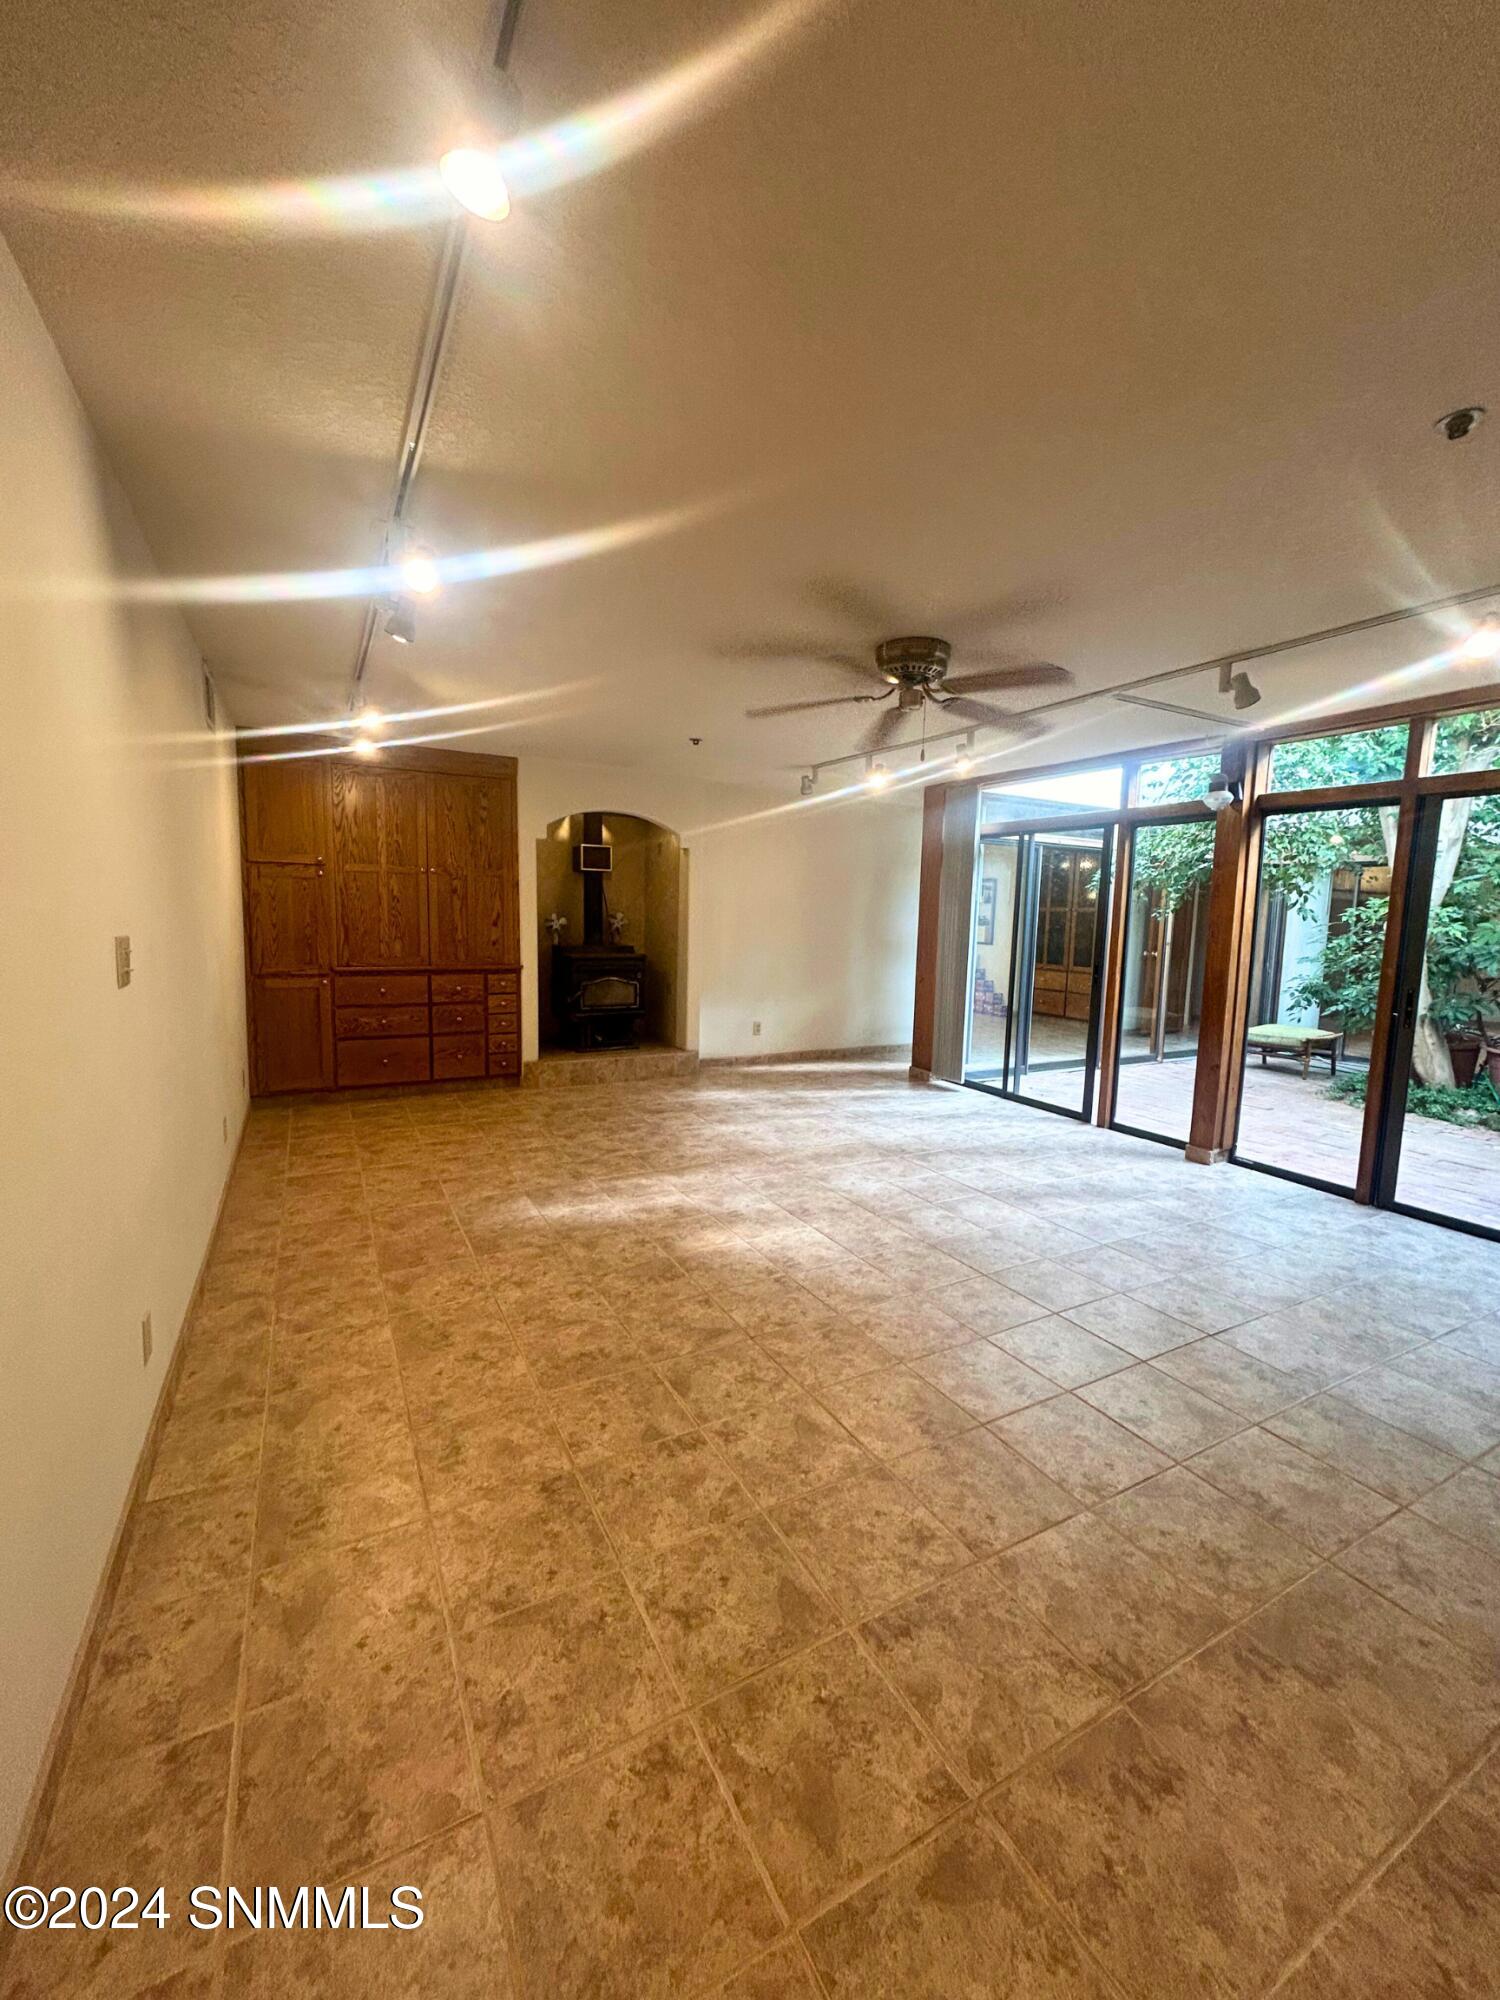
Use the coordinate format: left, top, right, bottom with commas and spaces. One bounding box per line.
1245, 1024, 1343, 1078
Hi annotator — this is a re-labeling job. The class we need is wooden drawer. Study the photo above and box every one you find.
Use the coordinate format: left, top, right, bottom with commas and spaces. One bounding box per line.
334, 973, 429, 1007
431, 973, 483, 1003
433, 1002, 484, 1034
488, 1030, 520, 1056
336, 1004, 429, 1039
486, 972, 520, 999
433, 1033, 485, 1080
485, 1007, 519, 1034
488, 1045, 521, 1078
335, 1036, 431, 1087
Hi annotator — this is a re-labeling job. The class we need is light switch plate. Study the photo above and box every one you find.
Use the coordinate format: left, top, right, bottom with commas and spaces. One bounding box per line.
114, 935, 132, 988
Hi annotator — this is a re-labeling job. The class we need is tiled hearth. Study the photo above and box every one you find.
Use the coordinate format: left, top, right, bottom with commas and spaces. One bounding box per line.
5, 1061, 1499, 1998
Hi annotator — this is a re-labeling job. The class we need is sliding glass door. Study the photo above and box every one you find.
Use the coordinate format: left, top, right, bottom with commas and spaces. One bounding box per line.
1232, 805, 1395, 1192
1111, 819, 1214, 1144
965, 825, 1113, 1118
1377, 788, 1500, 1236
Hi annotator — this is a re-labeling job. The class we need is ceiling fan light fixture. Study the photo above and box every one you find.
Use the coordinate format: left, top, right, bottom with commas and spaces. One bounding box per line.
865, 759, 892, 791
1203, 763, 1241, 812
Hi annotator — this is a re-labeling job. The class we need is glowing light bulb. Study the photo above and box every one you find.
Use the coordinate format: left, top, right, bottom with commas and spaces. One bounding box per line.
865, 762, 892, 791
356, 706, 384, 730
953, 752, 974, 777
352, 735, 380, 759
438, 148, 512, 221
1459, 616, 1500, 662
398, 548, 441, 597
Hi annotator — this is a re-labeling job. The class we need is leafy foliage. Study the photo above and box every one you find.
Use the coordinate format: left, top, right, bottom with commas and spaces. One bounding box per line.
1326, 1067, 1500, 1134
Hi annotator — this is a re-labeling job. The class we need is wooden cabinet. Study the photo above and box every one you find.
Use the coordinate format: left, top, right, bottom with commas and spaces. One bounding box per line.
427, 771, 519, 967
240, 746, 521, 1095
331, 764, 429, 968
251, 976, 333, 1093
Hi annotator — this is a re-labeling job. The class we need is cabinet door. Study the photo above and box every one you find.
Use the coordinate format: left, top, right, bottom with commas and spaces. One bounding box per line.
252, 976, 333, 1093
242, 763, 327, 865
427, 771, 518, 966
246, 862, 327, 973
330, 765, 429, 967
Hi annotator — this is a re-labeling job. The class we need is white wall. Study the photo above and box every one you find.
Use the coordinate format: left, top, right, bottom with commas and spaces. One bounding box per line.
0, 236, 248, 1868
517, 758, 922, 1061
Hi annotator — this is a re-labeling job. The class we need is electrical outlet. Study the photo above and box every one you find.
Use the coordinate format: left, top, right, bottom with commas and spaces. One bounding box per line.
114, 935, 132, 988
752, 1020, 762, 1037
140, 1312, 153, 1367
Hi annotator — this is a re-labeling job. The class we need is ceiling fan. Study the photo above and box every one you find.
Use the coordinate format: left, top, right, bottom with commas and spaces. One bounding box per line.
743, 633, 1072, 753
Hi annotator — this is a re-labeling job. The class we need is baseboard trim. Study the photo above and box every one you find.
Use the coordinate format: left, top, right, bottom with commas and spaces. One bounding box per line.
2, 1101, 249, 1893
700, 1043, 912, 1069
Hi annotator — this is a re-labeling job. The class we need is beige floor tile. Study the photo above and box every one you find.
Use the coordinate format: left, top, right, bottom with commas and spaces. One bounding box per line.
11, 1727, 230, 1999
935, 1276, 1051, 1338
753, 1316, 892, 1388
1077, 1363, 1242, 1458
221, 1819, 512, 1999
998, 1258, 1115, 1313
814, 1365, 973, 1458
432, 1467, 617, 1614
894, 1428, 1077, 1555
713, 1940, 823, 1999
72, 1586, 242, 1759
843, 1294, 975, 1362
988, 1313, 1136, 1388
659, 1336, 799, 1425
1263, 1390, 1463, 1502
803, 1812, 1115, 1999
545, 1361, 695, 1464
1336, 1509, 1500, 1659
1334, 1363, 1500, 1459
698, 1632, 966, 1918
258, 1417, 426, 1566
709, 1391, 872, 1506
456, 1572, 677, 1801
992, 1512, 1224, 1691
993, 1393, 1172, 1502
1245, 1565, 1500, 1790
862, 1566, 1110, 1792
492, 1718, 780, 2000
1151, 1332, 1318, 1418
581, 1432, 757, 1565
1276, 1757, 1500, 2000
1124, 1276, 1256, 1335
113, 1479, 257, 1616
233, 1654, 473, 1887
268, 1317, 396, 1397
910, 1338, 1058, 1421
771, 1462, 969, 1619
148, 1397, 264, 1500
247, 1523, 447, 1706
1190, 1427, 1397, 1555
1061, 1292, 1201, 1360
1099, 1465, 1313, 1615
636, 1513, 838, 1700
1411, 1462, 1500, 1557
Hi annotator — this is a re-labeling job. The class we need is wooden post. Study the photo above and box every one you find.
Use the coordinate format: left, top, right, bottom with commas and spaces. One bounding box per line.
1186, 745, 1265, 1163
910, 783, 949, 1078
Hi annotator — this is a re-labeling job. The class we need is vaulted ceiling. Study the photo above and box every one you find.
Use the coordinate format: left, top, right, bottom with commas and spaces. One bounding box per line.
3, 0, 1499, 782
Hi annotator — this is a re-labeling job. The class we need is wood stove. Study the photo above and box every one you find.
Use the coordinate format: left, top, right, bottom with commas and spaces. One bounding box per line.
550, 812, 647, 1050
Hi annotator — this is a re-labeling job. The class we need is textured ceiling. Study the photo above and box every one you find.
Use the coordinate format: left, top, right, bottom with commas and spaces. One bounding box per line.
3, 0, 1499, 783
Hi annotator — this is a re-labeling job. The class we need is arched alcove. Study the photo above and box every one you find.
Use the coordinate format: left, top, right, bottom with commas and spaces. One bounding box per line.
537, 810, 688, 1051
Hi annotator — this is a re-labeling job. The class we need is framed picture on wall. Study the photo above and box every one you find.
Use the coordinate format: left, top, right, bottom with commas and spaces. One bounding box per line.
977, 876, 996, 947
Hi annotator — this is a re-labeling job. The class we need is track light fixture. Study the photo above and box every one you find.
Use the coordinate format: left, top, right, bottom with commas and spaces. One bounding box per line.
1218, 661, 1262, 710
439, 12, 524, 219
1203, 762, 1241, 813
865, 759, 892, 791
384, 599, 417, 646
800, 772, 815, 797
952, 730, 977, 777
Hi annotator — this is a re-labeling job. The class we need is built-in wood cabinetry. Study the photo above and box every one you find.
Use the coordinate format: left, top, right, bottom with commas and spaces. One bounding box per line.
240, 746, 520, 1095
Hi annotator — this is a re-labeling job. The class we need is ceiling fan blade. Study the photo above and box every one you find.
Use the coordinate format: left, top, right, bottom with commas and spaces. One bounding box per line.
745, 692, 875, 719
860, 702, 909, 754
943, 661, 1072, 695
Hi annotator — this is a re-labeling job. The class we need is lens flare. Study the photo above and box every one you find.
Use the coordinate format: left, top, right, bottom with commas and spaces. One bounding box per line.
398, 549, 442, 597
5, 0, 834, 235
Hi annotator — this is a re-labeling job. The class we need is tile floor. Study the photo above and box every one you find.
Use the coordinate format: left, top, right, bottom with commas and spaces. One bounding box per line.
5, 1060, 1500, 1999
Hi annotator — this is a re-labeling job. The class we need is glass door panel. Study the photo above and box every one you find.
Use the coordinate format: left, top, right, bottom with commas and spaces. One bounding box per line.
1113, 820, 1214, 1143
1233, 805, 1395, 1191
1384, 792, 1500, 1235
964, 825, 1113, 1118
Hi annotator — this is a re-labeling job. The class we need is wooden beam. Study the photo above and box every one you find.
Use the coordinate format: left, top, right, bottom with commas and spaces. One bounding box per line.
910, 783, 949, 1075
1186, 745, 1267, 1163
